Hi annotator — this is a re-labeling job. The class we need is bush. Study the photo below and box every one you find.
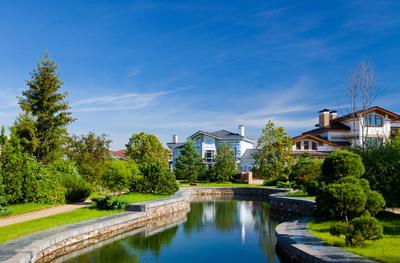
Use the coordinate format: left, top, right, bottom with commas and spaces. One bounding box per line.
320, 150, 365, 184
132, 162, 178, 195
357, 137, 400, 207
330, 213, 383, 247
35, 166, 66, 204
316, 176, 385, 221
263, 175, 288, 186
102, 160, 140, 194
289, 155, 322, 195
49, 160, 92, 203
0, 196, 11, 216
92, 195, 127, 210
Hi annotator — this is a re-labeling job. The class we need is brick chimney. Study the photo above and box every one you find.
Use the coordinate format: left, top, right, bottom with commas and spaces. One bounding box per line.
330, 110, 337, 121
318, 109, 330, 127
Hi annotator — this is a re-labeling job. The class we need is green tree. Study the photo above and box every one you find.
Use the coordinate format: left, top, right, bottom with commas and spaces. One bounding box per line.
18, 53, 74, 163
209, 143, 237, 182
174, 140, 206, 182
101, 160, 140, 195
13, 112, 39, 156
126, 132, 169, 166
65, 132, 111, 184
289, 153, 322, 195
253, 121, 293, 179
320, 150, 365, 184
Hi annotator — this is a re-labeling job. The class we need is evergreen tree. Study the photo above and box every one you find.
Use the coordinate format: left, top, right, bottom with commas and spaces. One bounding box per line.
209, 143, 237, 182
253, 121, 293, 179
13, 112, 39, 156
174, 140, 206, 182
18, 53, 74, 163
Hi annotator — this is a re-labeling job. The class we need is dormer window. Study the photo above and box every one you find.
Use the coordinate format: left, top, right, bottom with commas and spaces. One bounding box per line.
365, 114, 383, 127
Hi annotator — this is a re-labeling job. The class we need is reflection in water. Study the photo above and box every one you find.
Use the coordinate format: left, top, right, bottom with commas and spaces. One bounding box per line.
63, 200, 280, 263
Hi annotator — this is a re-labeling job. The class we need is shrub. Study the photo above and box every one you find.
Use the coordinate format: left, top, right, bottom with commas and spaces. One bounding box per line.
289, 155, 322, 195
316, 176, 385, 221
35, 166, 66, 204
330, 213, 383, 247
49, 160, 92, 203
132, 162, 178, 195
357, 137, 400, 207
101, 160, 140, 194
263, 175, 288, 186
92, 195, 127, 210
320, 150, 365, 184
0, 196, 11, 216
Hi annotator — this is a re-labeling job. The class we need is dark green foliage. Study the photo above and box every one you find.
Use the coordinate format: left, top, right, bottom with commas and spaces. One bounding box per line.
0, 196, 11, 216
21, 155, 41, 203
126, 132, 169, 166
330, 213, 383, 246
65, 132, 111, 184
253, 121, 293, 179
18, 53, 74, 163
289, 153, 322, 195
101, 160, 140, 194
357, 136, 400, 207
13, 112, 39, 156
320, 150, 365, 184
132, 163, 178, 195
174, 140, 206, 182
92, 195, 128, 210
316, 176, 385, 221
208, 143, 237, 182
49, 160, 92, 203
263, 175, 288, 186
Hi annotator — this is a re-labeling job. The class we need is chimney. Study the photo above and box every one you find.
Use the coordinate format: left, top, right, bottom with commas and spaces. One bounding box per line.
318, 109, 330, 127
330, 110, 337, 120
172, 134, 178, 143
239, 125, 245, 136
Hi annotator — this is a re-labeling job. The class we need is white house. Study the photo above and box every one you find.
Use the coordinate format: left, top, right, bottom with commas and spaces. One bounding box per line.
292, 106, 400, 157
167, 125, 256, 168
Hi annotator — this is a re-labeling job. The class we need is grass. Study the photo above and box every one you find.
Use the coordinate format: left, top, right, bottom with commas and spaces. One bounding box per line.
0, 193, 166, 244
284, 190, 316, 201
1, 203, 57, 218
308, 212, 400, 263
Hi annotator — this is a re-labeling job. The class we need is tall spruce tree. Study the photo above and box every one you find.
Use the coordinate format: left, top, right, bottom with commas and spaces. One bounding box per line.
18, 53, 74, 163
209, 143, 237, 182
174, 140, 206, 182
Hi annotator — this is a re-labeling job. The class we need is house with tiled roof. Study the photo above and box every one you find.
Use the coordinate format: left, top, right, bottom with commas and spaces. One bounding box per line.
167, 125, 256, 168
110, 149, 128, 160
292, 106, 400, 157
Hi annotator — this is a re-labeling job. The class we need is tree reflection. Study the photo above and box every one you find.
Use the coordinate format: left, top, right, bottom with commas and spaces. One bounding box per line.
184, 202, 205, 234
126, 225, 179, 258
251, 201, 279, 263
215, 200, 238, 232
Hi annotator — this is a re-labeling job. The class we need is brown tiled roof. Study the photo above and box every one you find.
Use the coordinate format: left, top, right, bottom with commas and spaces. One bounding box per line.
302, 122, 351, 135
111, 149, 128, 160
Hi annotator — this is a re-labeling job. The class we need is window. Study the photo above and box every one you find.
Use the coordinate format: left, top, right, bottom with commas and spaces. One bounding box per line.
304, 140, 309, 150
365, 137, 383, 147
312, 141, 318, 150
365, 114, 383, 127
296, 141, 301, 150
205, 150, 215, 163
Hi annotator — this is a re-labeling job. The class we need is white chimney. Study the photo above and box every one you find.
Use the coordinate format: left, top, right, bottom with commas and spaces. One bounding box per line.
330, 110, 337, 120
239, 125, 245, 137
172, 134, 178, 143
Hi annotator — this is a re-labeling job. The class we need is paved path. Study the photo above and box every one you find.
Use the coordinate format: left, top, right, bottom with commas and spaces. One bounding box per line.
0, 202, 91, 227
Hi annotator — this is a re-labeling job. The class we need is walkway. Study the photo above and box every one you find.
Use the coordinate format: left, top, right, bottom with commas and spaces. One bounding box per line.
0, 202, 91, 227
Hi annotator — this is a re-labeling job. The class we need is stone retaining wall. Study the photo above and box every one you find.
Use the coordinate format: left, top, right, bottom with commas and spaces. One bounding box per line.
268, 192, 316, 216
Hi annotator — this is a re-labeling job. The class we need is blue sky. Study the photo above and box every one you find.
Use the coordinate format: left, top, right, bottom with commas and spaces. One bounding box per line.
1, 0, 400, 149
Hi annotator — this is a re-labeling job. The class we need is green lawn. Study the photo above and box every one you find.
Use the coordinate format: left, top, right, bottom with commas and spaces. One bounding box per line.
284, 190, 316, 201
1, 203, 58, 218
0, 193, 166, 244
309, 212, 400, 263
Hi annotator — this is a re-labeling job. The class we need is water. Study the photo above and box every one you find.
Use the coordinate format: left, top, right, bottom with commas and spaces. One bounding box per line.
62, 200, 281, 263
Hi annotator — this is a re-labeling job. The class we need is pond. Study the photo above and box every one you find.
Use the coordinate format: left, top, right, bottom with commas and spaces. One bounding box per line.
61, 200, 281, 263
